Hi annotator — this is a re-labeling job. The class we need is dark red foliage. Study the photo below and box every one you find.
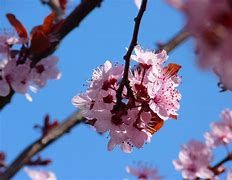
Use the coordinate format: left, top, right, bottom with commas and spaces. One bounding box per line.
6, 14, 28, 41
34, 115, 59, 137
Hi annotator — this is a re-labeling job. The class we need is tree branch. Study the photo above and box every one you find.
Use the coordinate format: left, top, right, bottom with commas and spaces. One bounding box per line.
0, 89, 14, 110
116, 0, 147, 104
210, 152, 232, 175
160, 29, 190, 53
0, 111, 84, 180
0, 0, 103, 111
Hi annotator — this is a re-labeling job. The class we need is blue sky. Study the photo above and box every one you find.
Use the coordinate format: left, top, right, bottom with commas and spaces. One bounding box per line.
1, 0, 232, 179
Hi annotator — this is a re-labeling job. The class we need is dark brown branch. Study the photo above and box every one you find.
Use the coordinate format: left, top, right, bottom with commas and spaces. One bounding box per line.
160, 30, 190, 53
33, 0, 102, 63
0, 111, 84, 180
0, 89, 14, 110
116, 0, 147, 104
0, 0, 103, 111
211, 153, 232, 174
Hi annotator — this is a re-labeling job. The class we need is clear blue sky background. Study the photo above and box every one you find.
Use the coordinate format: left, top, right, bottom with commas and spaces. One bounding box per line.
1, 0, 232, 179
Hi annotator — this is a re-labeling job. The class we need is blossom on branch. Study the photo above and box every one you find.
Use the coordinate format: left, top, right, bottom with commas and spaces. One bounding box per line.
205, 109, 232, 148
0, 52, 61, 100
167, 0, 232, 91
173, 140, 214, 179
126, 162, 163, 180
227, 169, 232, 180
72, 45, 181, 153
0, 13, 62, 100
25, 168, 56, 180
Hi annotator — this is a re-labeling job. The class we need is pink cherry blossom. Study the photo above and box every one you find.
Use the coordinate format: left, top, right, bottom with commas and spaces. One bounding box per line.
173, 140, 214, 179
30, 56, 61, 88
134, 0, 142, 9
0, 35, 18, 55
227, 169, 232, 180
147, 64, 181, 120
221, 108, 232, 127
205, 122, 232, 148
25, 168, 56, 180
131, 45, 167, 68
3, 59, 31, 94
0, 36, 9, 55
72, 46, 181, 152
72, 90, 99, 119
0, 78, 10, 97
0, 29, 61, 99
0, 59, 10, 96
89, 60, 124, 90
0, 31, 61, 99
205, 109, 232, 148
167, 0, 232, 91
126, 162, 163, 180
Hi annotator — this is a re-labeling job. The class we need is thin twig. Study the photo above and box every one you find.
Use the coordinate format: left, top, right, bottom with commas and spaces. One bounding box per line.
0, 89, 14, 111
116, 0, 147, 104
0, 0, 103, 111
0, 112, 84, 180
211, 153, 232, 172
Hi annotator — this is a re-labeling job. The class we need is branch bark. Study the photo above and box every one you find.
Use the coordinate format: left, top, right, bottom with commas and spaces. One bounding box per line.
211, 152, 232, 174
160, 29, 190, 53
0, 0, 103, 111
116, 0, 147, 104
0, 111, 84, 180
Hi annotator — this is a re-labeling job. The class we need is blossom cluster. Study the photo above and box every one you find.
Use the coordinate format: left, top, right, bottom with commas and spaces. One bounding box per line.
0, 13, 61, 100
167, 0, 232, 91
72, 45, 181, 153
173, 109, 232, 179
205, 109, 232, 148
0, 35, 60, 100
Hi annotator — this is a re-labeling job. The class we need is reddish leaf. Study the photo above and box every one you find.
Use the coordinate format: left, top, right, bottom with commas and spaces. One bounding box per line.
165, 63, 181, 77
30, 30, 51, 54
42, 13, 56, 33
146, 114, 164, 135
6, 13, 28, 40
169, 114, 178, 119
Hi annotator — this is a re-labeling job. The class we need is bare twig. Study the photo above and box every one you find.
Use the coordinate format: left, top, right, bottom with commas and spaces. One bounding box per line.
211, 153, 232, 173
116, 0, 147, 104
0, 0, 103, 111
0, 89, 14, 110
160, 30, 190, 53
0, 111, 84, 180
